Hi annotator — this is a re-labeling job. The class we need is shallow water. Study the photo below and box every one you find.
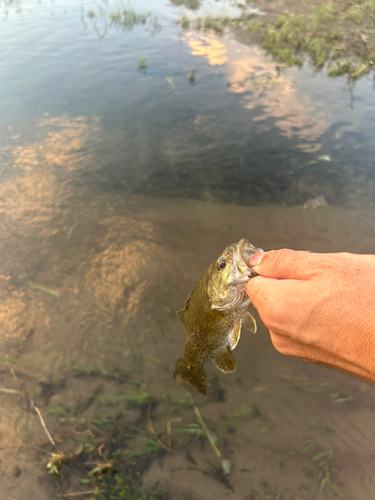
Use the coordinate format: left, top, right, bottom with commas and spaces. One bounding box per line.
1, 1, 375, 499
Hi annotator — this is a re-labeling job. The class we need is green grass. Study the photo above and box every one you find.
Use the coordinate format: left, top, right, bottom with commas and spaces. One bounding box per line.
64, 363, 106, 376
64, 362, 131, 382
187, 67, 196, 84
178, 14, 234, 35
175, 423, 204, 442
159, 392, 191, 412
86, 4, 161, 38
177, 1, 375, 79
45, 405, 69, 416
231, 404, 263, 420
106, 390, 152, 407
138, 56, 148, 71
28, 281, 60, 298
170, 0, 200, 10
260, 478, 284, 499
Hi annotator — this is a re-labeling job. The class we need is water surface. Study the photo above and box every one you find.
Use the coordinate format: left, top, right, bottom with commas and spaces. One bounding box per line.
1, 1, 375, 499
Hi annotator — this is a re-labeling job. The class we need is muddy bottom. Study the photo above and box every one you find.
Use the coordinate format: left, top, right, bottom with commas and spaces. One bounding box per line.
1, 189, 375, 500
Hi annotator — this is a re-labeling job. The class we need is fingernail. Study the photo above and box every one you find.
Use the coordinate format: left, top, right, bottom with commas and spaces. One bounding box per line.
249, 252, 266, 268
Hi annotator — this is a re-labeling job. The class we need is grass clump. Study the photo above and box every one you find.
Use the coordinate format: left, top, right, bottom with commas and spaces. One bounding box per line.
254, 2, 375, 77
178, 14, 235, 35
86, 4, 161, 38
138, 55, 148, 71
187, 67, 196, 83
177, 0, 375, 79
170, 0, 200, 10
108, 8, 161, 34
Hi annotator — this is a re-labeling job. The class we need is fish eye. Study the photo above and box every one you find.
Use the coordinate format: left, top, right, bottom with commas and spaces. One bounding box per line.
216, 258, 226, 270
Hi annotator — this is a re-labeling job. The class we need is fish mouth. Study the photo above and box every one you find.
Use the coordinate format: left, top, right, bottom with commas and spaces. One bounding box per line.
210, 239, 263, 312
236, 239, 263, 278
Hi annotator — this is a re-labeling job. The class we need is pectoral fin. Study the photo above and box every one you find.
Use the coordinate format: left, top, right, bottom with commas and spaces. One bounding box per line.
229, 320, 241, 350
242, 312, 257, 334
212, 346, 236, 373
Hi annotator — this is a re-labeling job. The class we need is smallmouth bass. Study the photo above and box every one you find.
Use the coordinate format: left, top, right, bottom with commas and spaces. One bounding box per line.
173, 239, 262, 395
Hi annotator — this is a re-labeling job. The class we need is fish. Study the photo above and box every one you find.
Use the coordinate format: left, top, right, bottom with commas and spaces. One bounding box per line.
173, 238, 262, 395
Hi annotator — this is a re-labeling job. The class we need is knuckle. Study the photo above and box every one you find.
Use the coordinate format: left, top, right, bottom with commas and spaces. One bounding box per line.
271, 249, 296, 270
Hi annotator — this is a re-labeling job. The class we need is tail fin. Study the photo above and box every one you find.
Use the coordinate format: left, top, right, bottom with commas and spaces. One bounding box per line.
173, 356, 206, 396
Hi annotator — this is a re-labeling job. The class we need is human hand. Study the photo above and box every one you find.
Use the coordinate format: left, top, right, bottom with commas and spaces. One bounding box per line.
246, 249, 375, 383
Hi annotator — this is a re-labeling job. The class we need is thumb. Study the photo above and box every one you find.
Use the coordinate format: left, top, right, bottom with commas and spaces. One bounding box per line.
249, 249, 321, 280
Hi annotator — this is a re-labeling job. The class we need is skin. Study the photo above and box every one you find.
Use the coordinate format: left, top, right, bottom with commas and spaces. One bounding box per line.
246, 249, 375, 384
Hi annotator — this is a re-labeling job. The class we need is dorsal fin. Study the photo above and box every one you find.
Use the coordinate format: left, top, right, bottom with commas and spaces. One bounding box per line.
177, 309, 185, 325
229, 320, 241, 350
183, 293, 192, 310
211, 346, 236, 373
242, 312, 257, 334
177, 293, 192, 327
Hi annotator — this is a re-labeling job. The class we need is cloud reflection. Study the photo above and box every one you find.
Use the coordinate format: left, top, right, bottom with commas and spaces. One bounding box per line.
187, 33, 228, 66
0, 116, 102, 349
186, 32, 331, 153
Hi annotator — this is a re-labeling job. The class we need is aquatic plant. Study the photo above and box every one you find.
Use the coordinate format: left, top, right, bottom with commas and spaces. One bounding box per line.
28, 281, 60, 298
170, 0, 200, 10
86, 3, 161, 39
187, 67, 196, 84
107, 390, 152, 407
279, 440, 351, 499
159, 392, 191, 412
65, 363, 107, 376
138, 55, 148, 71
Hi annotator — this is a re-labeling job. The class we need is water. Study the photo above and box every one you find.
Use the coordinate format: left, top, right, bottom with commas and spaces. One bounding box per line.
1, 0, 375, 498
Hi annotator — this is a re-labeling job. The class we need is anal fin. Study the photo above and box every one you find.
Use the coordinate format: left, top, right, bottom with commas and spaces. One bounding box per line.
212, 345, 236, 373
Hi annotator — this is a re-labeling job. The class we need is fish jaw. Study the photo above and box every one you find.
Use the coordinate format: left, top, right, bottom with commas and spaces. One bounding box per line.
234, 239, 263, 280
207, 238, 262, 311
210, 239, 262, 311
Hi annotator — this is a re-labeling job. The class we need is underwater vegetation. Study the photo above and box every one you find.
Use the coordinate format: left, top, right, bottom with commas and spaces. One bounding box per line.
0, 355, 354, 499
